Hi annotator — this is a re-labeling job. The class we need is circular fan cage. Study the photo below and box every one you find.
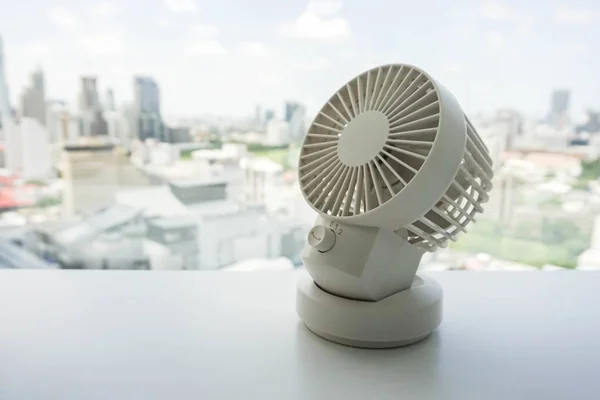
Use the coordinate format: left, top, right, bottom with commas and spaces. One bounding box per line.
298, 64, 494, 251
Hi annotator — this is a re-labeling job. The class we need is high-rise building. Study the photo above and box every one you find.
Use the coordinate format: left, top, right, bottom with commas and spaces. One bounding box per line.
78, 76, 107, 136
284, 101, 307, 143
121, 103, 138, 148
284, 101, 299, 122
105, 88, 115, 111
58, 111, 80, 144
576, 110, 600, 134
105, 110, 133, 147
264, 109, 275, 124
495, 109, 523, 150
167, 126, 192, 143
547, 89, 570, 125
90, 110, 108, 136
0, 36, 12, 127
46, 100, 83, 145
255, 104, 262, 124
265, 119, 290, 146
4, 117, 51, 180
486, 172, 514, 226
134, 76, 164, 142
20, 67, 46, 125
241, 157, 284, 207
62, 142, 151, 216
46, 100, 67, 144
134, 77, 160, 114
79, 76, 100, 111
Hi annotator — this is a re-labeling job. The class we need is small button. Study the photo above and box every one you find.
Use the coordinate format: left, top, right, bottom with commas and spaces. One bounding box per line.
307, 225, 336, 253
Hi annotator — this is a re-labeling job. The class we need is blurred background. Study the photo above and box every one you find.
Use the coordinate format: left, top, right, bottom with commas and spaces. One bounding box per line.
0, 0, 599, 271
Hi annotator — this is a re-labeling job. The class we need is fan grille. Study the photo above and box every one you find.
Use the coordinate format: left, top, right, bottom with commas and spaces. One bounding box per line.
405, 119, 493, 250
299, 64, 493, 250
299, 65, 438, 215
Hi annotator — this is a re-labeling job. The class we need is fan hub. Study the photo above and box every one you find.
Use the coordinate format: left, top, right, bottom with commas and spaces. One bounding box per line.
338, 111, 389, 167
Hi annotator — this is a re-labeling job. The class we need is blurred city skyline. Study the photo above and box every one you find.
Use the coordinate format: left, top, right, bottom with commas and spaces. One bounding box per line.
0, 0, 599, 118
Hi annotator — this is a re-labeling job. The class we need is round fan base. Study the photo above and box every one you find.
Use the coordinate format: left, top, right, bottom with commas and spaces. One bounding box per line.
305, 329, 431, 348
297, 273, 442, 349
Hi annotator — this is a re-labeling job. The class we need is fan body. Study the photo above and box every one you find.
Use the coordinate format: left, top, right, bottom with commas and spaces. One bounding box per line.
296, 64, 493, 348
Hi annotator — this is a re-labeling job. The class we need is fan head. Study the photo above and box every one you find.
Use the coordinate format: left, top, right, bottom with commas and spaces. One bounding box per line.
298, 64, 493, 251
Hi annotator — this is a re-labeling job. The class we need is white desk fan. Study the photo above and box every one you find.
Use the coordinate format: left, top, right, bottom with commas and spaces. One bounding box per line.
296, 63, 493, 348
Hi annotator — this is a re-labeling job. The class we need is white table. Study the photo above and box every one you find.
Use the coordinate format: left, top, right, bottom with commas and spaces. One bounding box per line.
1, 270, 599, 399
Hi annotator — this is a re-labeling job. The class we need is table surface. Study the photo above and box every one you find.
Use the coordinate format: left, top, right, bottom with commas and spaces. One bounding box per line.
1, 270, 599, 400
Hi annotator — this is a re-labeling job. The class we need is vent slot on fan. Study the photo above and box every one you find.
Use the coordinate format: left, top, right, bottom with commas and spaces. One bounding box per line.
405, 119, 494, 250
299, 65, 440, 218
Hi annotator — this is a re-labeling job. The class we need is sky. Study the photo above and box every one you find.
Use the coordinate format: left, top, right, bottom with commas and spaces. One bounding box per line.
0, 0, 599, 119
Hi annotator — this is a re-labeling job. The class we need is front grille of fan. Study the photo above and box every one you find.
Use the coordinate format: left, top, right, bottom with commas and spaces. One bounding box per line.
299, 64, 439, 217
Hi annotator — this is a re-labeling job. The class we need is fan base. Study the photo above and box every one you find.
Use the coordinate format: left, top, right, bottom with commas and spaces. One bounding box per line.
296, 273, 442, 349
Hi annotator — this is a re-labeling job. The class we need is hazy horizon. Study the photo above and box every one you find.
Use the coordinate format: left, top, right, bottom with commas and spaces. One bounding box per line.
1, 0, 599, 119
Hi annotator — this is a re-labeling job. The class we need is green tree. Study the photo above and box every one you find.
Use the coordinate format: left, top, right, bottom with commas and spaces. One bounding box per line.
450, 218, 588, 269
37, 197, 62, 207
575, 158, 600, 188
540, 218, 583, 245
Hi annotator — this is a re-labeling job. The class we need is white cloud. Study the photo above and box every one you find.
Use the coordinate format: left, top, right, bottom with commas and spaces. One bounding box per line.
239, 42, 272, 57
257, 71, 282, 87
186, 41, 227, 55
479, 0, 516, 21
89, 2, 119, 17
555, 6, 596, 24
453, 25, 476, 38
19, 42, 53, 56
281, 0, 350, 41
157, 18, 173, 30
50, 8, 79, 29
566, 43, 589, 56
486, 31, 505, 48
165, 0, 197, 13
514, 16, 536, 36
478, 1, 537, 35
300, 58, 333, 71
471, 81, 493, 96
306, 0, 343, 16
190, 24, 219, 38
441, 62, 465, 75
78, 31, 126, 56
185, 24, 226, 55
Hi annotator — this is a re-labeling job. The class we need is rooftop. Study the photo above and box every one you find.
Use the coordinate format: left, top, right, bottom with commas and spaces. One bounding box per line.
53, 204, 143, 246
147, 217, 196, 229
240, 156, 284, 173
117, 185, 240, 217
